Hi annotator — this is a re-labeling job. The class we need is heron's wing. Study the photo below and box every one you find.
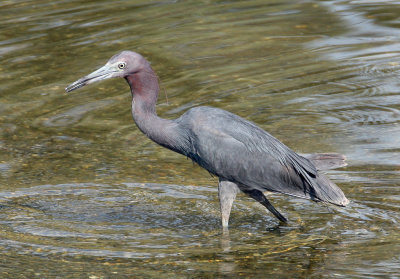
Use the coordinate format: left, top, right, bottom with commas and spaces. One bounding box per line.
183, 107, 347, 205
185, 107, 316, 185
216, 111, 319, 190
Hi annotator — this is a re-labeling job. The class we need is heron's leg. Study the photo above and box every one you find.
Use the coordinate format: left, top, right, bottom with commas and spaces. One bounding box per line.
241, 189, 288, 223
218, 179, 240, 228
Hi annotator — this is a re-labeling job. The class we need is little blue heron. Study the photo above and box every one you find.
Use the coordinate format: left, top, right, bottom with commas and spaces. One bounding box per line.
66, 51, 349, 228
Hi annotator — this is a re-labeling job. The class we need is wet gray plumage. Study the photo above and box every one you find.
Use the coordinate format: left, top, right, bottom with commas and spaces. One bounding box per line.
177, 107, 347, 203
66, 50, 349, 228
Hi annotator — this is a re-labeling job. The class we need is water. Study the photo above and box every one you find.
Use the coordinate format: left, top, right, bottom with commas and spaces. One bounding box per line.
1, 0, 399, 277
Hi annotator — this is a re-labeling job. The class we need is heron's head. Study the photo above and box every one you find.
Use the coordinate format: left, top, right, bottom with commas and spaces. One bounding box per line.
65, 51, 149, 92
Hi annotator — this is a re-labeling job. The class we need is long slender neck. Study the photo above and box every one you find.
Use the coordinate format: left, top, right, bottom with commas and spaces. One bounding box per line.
126, 68, 159, 115
125, 68, 189, 154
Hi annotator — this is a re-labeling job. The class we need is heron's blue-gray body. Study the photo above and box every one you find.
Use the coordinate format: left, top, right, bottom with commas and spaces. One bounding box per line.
66, 50, 349, 228
174, 106, 346, 204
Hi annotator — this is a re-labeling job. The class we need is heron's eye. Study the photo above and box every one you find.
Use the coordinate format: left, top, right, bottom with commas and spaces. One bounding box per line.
118, 62, 126, 69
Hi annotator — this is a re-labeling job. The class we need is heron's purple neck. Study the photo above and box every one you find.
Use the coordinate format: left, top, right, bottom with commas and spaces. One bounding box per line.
125, 69, 186, 153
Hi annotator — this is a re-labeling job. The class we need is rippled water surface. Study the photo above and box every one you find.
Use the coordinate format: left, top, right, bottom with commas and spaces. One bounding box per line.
1, 0, 400, 278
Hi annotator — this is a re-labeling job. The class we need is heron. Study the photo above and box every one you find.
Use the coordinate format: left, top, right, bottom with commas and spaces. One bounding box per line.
66, 51, 349, 228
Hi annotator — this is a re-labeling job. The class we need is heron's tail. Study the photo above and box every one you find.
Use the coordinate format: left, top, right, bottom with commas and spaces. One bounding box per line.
311, 173, 349, 206
301, 153, 347, 171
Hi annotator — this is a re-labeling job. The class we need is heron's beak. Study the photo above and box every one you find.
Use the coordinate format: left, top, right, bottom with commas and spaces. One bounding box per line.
65, 64, 117, 93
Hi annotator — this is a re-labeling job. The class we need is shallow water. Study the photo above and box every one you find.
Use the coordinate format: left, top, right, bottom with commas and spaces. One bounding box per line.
1, 0, 400, 278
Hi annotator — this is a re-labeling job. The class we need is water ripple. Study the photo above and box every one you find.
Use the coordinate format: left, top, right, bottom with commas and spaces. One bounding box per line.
42, 99, 114, 127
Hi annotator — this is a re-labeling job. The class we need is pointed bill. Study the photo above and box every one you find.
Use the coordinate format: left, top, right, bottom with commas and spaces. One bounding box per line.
65, 64, 117, 93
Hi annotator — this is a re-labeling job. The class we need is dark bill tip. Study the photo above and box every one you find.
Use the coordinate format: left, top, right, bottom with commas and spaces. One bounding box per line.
65, 80, 87, 93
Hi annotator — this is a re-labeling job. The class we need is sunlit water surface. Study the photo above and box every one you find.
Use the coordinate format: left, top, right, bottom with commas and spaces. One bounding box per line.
0, 0, 399, 278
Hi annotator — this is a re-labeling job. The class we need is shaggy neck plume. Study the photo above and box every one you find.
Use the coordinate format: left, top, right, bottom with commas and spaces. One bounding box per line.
125, 68, 189, 155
